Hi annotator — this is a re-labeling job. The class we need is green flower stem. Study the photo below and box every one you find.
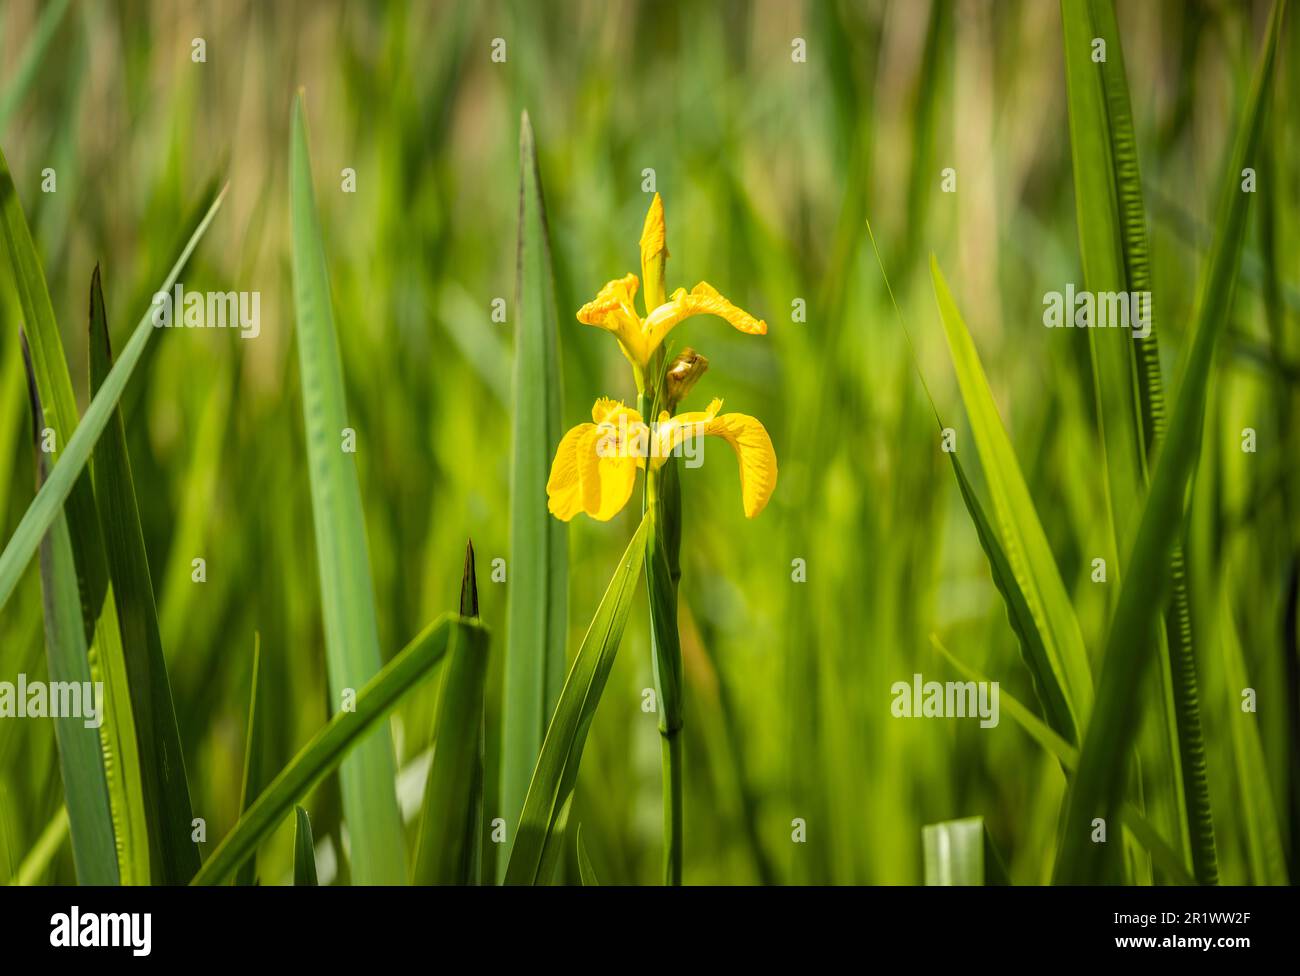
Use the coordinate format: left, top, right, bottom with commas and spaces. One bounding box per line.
640, 383, 685, 886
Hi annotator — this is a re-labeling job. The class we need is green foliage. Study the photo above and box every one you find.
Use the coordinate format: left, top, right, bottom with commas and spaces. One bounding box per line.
931, 258, 1094, 743
923, 817, 1008, 885
293, 806, 318, 886
192, 614, 484, 886
0, 0, 1293, 887
502, 110, 569, 865
506, 515, 649, 885
289, 92, 405, 884
1061, 0, 1209, 884
412, 543, 490, 884
1054, 0, 1284, 882
89, 267, 199, 884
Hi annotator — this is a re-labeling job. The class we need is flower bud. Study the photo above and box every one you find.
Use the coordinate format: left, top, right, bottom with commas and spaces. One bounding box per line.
665, 347, 709, 409
639, 192, 669, 312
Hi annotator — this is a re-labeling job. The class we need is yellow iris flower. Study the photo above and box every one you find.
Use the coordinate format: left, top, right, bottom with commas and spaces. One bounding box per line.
547, 396, 777, 522
549, 193, 777, 524
576, 194, 768, 372
548, 193, 773, 885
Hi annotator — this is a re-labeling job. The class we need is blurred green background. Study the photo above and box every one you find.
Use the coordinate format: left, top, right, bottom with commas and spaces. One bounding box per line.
0, 0, 1295, 884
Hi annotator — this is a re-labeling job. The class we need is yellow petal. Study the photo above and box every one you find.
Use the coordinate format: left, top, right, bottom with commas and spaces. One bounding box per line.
704, 411, 778, 518
577, 274, 647, 364
594, 398, 649, 473
639, 194, 667, 263
591, 397, 643, 427
547, 423, 596, 521
573, 426, 637, 521
673, 397, 724, 426
639, 193, 668, 311
650, 398, 722, 464
575, 426, 606, 516
577, 274, 640, 327
548, 404, 647, 522
590, 453, 638, 521
641, 282, 766, 359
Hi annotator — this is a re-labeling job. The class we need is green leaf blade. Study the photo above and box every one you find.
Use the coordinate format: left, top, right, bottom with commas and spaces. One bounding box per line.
1061, 0, 1211, 884
502, 110, 569, 864
1054, 0, 1284, 882
505, 514, 649, 885
294, 807, 319, 886
289, 91, 405, 885
88, 266, 199, 884
1217, 584, 1288, 884
0, 173, 226, 616
191, 615, 475, 886
930, 257, 1094, 743
923, 817, 1007, 886
26, 353, 117, 885
413, 543, 490, 885
0, 0, 71, 132
576, 825, 598, 886
2, 154, 219, 887
234, 635, 264, 886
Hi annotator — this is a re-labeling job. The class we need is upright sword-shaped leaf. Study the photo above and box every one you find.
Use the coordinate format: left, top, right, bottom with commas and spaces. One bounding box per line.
1054, 0, 1284, 882
89, 267, 200, 883
192, 615, 481, 886
506, 515, 648, 885
1061, 0, 1212, 884
23, 340, 117, 885
502, 110, 568, 864
0, 161, 226, 615
412, 541, 490, 884
289, 91, 405, 883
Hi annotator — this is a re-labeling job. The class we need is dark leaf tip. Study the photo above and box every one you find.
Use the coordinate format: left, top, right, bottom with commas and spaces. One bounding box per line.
459, 538, 479, 619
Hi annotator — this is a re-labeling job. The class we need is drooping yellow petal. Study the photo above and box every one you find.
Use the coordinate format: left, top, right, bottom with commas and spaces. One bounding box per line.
673, 397, 724, 427
575, 425, 607, 516
644, 399, 776, 515
574, 426, 638, 521
548, 403, 647, 522
591, 453, 639, 521
641, 282, 767, 360
650, 398, 722, 464
577, 273, 648, 364
547, 423, 597, 521
639, 193, 668, 312
704, 411, 778, 518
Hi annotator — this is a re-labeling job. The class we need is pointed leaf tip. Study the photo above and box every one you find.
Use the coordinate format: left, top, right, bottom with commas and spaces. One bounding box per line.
460, 539, 479, 619
18, 329, 44, 456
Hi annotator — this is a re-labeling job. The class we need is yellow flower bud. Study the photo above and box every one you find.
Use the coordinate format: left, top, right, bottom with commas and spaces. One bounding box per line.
639, 192, 668, 313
